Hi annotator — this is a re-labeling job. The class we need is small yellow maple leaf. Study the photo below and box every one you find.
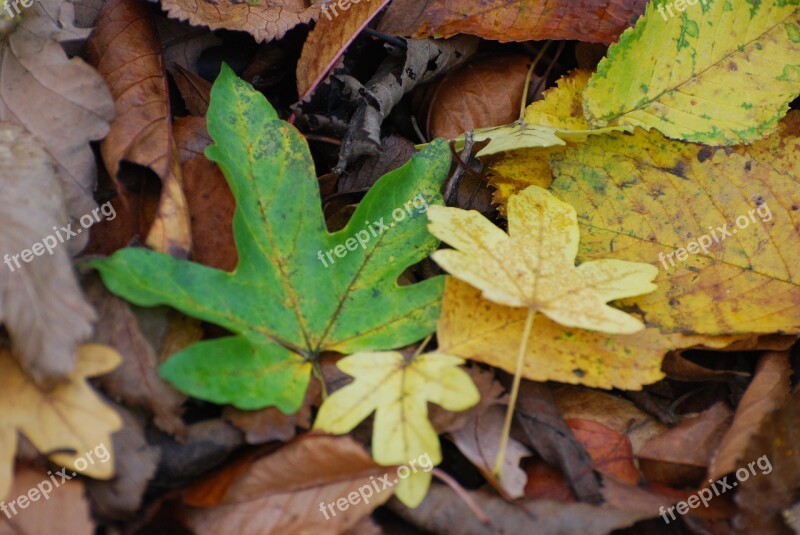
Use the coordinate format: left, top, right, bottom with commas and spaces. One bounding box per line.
428, 185, 658, 334
313, 351, 479, 507
427, 185, 657, 475
0, 344, 122, 500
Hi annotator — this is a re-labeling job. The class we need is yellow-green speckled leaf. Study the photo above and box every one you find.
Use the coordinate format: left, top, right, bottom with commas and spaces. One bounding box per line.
550, 115, 800, 335
585, 0, 800, 145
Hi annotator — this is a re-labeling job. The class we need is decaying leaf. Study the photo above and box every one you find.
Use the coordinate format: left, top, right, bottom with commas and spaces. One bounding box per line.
160, 0, 321, 43
0, 123, 96, 386
584, 0, 800, 144
314, 351, 479, 507
428, 186, 658, 334
93, 66, 451, 413
0, 345, 122, 500
550, 118, 800, 334
378, 0, 647, 44
88, 0, 191, 257
185, 435, 395, 535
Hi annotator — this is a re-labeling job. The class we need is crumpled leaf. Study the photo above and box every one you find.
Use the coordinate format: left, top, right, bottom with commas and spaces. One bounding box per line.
0, 0, 114, 223
0, 123, 96, 386
88, 0, 191, 257
428, 185, 658, 334
296, 0, 391, 99
584, 0, 800, 145
550, 117, 800, 334
160, 0, 321, 43
0, 345, 122, 500
185, 435, 395, 535
378, 0, 647, 44
92, 65, 451, 413
314, 351, 479, 507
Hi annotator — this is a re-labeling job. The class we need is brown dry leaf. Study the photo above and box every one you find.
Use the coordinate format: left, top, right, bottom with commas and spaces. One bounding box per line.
390, 483, 653, 534
734, 390, 800, 533
0, 1, 114, 223
662, 352, 750, 383
88, 0, 191, 258
0, 123, 96, 386
711, 351, 791, 481
85, 274, 186, 436
378, 0, 647, 44
84, 406, 160, 520
0, 345, 122, 500
420, 55, 531, 140
638, 402, 732, 488
173, 116, 237, 271
185, 435, 395, 535
567, 418, 640, 485
551, 386, 667, 454
451, 405, 531, 499
170, 64, 212, 117
296, 0, 391, 99
161, 0, 321, 43
0, 466, 94, 535
429, 365, 506, 434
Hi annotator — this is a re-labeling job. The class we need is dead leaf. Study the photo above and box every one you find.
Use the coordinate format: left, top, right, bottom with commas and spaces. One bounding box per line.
88, 0, 191, 257
711, 351, 792, 480
451, 406, 531, 499
0, 466, 94, 535
0, 345, 122, 500
296, 0, 391, 99
185, 435, 395, 535
160, 0, 321, 43
420, 55, 532, 140
0, 123, 96, 386
566, 418, 640, 485
171, 63, 212, 117
0, 0, 114, 223
85, 274, 186, 436
378, 0, 647, 44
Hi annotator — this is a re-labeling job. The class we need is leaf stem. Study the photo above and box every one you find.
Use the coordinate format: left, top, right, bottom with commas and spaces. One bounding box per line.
313, 361, 329, 400
519, 42, 552, 123
493, 308, 536, 478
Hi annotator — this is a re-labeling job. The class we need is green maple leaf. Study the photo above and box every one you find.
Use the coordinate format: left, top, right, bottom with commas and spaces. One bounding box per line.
91, 65, 451, 413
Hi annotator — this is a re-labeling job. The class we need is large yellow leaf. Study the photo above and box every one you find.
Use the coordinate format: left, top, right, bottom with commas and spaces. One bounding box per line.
437, 277, 747, 389
584, 0, 800, 145
313, 351, 479, 507
0, 345, 122, 499
428, 186, 658, 334
550, 117, 800, 334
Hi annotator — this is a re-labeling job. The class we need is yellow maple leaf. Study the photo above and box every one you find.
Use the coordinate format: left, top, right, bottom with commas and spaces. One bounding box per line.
313, 351, 479, 507
427, 185, 657, 475
428, 186, 658, 333
0, 344, 123, 499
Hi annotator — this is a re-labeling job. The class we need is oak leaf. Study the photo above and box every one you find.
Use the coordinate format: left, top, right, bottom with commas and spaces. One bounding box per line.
314, 351, 480, 507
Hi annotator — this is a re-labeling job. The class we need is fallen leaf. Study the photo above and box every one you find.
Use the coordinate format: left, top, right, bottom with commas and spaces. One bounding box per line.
0, 123, 96, 386
314, 351, 479, 507
296, 0, 391, 99
584, 0, 800, 144
428, 185, 658, 333
550, 119, 800, 334
567, 418, 640, 485
88, 0, 191, 257
0, 466, 94, 535
451, 405, 531, 499
0, 0, 114, 221
711, 351, 792, 480
0, 345, 122, 500
160, 0, 321, 43
377, 0, 647, 44
93, 66, 452, 413
185, 435, 395, 535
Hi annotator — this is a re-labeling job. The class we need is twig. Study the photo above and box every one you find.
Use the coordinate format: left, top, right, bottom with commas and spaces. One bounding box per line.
445, 131, 474, 206
431, 468, 491, 525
